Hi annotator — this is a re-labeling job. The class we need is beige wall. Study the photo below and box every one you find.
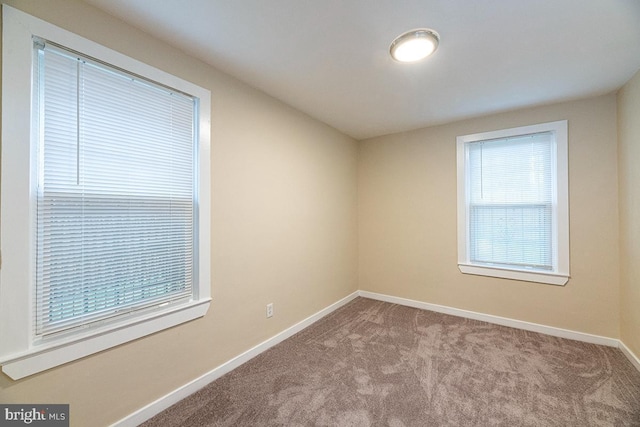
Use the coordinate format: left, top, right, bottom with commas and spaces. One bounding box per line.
359, 94, 620, 338
0, 1, 358, 425
618, 69, 640, 357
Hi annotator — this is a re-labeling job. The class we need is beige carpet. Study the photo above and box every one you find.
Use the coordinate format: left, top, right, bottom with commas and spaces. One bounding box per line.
142, 297, 640, 426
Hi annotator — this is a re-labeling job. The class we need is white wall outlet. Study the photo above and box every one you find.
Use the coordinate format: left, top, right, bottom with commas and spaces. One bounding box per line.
266, 303, 274, 318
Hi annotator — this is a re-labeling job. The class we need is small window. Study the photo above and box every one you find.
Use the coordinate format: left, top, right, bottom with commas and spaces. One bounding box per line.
456, 121, 569, 285
1, 6, 211, 379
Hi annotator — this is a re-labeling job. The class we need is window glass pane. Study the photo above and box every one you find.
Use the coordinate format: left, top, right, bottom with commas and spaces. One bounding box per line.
468, 133, 552, 204
35, 42, 196, 337
469, 205, 552, 269
466, 132, 554, 271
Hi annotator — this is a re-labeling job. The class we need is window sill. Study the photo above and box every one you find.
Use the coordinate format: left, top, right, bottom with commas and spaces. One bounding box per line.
0, 299, 211, 380
458, 263, 569, 286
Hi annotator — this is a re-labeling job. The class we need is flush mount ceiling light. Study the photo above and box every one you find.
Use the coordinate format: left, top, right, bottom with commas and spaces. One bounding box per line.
390, 28, 440, 63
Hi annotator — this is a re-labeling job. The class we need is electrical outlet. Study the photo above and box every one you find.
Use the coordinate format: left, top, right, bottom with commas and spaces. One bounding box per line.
266, 303, 274, 318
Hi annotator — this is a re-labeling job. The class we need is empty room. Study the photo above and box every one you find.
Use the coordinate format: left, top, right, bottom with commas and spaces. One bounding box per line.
1, 0, 639, 426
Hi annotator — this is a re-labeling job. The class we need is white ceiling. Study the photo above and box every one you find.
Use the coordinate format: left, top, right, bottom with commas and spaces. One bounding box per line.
83, 0, 640, 140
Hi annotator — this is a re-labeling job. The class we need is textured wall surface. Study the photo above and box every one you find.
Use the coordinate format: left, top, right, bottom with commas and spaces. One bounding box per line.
618, 69, 640, 357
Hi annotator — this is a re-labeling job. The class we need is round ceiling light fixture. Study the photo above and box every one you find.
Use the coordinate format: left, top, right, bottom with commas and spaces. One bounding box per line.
390, 28, 440, 63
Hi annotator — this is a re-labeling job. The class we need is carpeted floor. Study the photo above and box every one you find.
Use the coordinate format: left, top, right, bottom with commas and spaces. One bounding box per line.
142, 297, 640, 426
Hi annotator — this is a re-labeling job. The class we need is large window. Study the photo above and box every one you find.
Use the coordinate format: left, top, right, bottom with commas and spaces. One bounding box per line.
456, 121, 569, 285
0, 6, 211, 379
34, 40, 200, 337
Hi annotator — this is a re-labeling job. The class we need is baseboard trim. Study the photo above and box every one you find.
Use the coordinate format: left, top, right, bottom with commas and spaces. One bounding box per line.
111, 291, 359, 427
619, 340, 640, 372
358, 291, 619, 348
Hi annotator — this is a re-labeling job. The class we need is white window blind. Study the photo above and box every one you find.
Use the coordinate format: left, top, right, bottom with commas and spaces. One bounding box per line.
33, 40, 197, 337
466, 133, 554, 271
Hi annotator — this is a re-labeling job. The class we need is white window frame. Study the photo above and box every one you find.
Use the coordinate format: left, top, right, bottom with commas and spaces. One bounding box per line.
0, 5, 211, 380
456, 120, 569, 286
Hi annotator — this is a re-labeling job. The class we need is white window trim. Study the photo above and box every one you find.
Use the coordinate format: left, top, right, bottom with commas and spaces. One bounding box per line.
456, 120, 569, 286
0, 5, 212, 379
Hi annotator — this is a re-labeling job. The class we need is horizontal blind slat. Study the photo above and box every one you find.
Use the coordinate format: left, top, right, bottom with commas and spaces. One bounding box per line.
35, 41, 197, 337
467, 133, 554, 270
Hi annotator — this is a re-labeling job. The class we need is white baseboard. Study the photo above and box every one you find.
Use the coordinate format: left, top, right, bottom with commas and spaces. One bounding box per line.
619, 340, 640, 372
111, 291, 359, 427
358, 291, 619, 347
